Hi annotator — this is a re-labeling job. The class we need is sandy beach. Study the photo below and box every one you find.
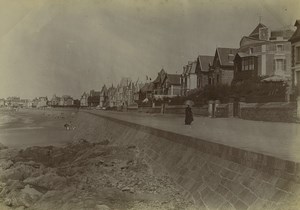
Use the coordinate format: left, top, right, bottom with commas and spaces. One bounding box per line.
0, 108, 79, 148
0, 109, 196, 210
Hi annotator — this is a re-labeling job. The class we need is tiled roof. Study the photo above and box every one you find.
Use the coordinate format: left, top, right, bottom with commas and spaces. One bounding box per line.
217, 48, 238, 66
140, 83, 154, 93
167, 74, 181, 85
249, 23, 267, 38
289, 20, 300, 42
198, 55, 214, 72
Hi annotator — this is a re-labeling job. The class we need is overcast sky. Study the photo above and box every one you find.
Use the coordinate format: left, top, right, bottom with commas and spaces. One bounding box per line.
0, 0, 299, 99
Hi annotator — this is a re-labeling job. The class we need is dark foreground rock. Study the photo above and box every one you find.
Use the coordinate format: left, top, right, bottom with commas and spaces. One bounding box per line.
0, 140, 196, 210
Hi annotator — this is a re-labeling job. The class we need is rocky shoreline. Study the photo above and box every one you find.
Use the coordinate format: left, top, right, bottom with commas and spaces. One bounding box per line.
0, 139, 196, 210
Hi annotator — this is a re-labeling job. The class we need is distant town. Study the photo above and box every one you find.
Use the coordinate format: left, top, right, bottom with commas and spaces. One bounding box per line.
1, 20, 300, 122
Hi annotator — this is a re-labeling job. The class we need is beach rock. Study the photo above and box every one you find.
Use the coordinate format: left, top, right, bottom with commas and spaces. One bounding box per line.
4, 197, 12, 206
15, 206, 26, 210
95, 204, 111, 210
0, 143, 8, 150
98, 139, 110, 145
0, 159, 13, 170
121, 186, 134, 193
21, 184, 43, 198
23, 172, 66, 190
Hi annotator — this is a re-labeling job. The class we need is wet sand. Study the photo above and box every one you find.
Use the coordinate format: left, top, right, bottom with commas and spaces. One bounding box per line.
0, 108, 79, 148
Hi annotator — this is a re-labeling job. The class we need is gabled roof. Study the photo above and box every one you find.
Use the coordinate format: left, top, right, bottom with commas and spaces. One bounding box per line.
189, 61, 197, 74
167, 74, 181, 85
198, 55, 214, 72
140, 83, 154, 93
216, 47, 238, 66
153, 69, 167, 84
289, 20, 300, 42
249, 23, 267, 38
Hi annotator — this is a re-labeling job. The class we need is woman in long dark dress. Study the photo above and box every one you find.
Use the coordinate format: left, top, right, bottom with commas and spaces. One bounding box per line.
185, 105, 193, 125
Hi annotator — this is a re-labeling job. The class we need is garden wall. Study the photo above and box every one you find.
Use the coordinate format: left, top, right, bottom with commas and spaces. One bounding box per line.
240, 102, 297, 123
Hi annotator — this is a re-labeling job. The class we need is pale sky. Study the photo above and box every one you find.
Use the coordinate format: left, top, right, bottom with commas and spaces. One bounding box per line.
0, 0, 299, 99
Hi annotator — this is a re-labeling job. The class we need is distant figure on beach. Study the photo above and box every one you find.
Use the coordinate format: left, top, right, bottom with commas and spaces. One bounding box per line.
185, 105, 193, 125
64, 123, 70, 130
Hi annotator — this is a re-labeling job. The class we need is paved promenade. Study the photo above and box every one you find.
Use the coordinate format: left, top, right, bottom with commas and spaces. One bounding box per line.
86, 110, 300, 163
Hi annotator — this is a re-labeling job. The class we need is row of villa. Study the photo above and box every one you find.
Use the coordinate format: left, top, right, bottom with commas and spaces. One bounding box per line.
79, 21, 300, 109
0, 95, 79, 109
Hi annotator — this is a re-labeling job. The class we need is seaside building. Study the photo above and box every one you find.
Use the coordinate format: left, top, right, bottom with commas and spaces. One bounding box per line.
50, 95, 61, 106
99, 85, 108, 107
61, 95, 74, 106
289, 20, 300, 97
37, 97, 48, 108
181, 61, 197, 96
152, 69, 181, 97
115, 77, 131, 107
107, 85, 117, 108
6, 97, 21, 107
233, 23, 293, 85
209, 47, 238, 86
88, 90, 100, 107
0, 99, 5, 107
80, 92, 89, 107
196, 55, 215, 89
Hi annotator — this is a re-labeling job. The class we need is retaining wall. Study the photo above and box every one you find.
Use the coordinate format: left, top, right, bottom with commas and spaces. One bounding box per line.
72, 111, 300, 210
240, 102, 297, 123
136, 105, 209, 116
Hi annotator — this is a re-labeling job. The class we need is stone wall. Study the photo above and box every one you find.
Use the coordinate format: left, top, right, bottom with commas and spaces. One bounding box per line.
136, 105, 209, 116
73, 111, 300, 210
215, 104, 229, 118
240, 102, 297, 123
165, 105, 209, 116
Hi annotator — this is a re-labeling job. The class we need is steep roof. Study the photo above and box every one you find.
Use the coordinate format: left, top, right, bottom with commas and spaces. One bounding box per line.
140, 83, 154, 93
249, 23, 267, 38
153, 69, 167, 84
198, 55, 214, 72
216, 47, 238, 66
289, 20, 300, 42
167, 74, 181, 85
189, 61, 197, 74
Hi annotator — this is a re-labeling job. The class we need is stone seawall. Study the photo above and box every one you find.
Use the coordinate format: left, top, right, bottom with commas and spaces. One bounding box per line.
73, 111, 300, 210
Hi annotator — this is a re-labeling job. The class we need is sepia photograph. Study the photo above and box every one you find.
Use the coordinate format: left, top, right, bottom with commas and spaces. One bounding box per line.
0, 0, 300, 209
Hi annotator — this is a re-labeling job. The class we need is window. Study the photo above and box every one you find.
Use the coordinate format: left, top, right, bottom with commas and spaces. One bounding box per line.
292, 46, 295, 66
276, 44, 284, 52
275, 59, 286, 72
241, 57, 255, 71
297, 47, 300, 63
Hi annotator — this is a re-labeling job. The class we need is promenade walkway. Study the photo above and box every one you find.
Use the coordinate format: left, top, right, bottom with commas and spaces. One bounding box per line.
85, 110, 300, 163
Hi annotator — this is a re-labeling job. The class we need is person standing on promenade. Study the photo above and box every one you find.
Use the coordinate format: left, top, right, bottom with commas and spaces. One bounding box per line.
185, 105, 193, 125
